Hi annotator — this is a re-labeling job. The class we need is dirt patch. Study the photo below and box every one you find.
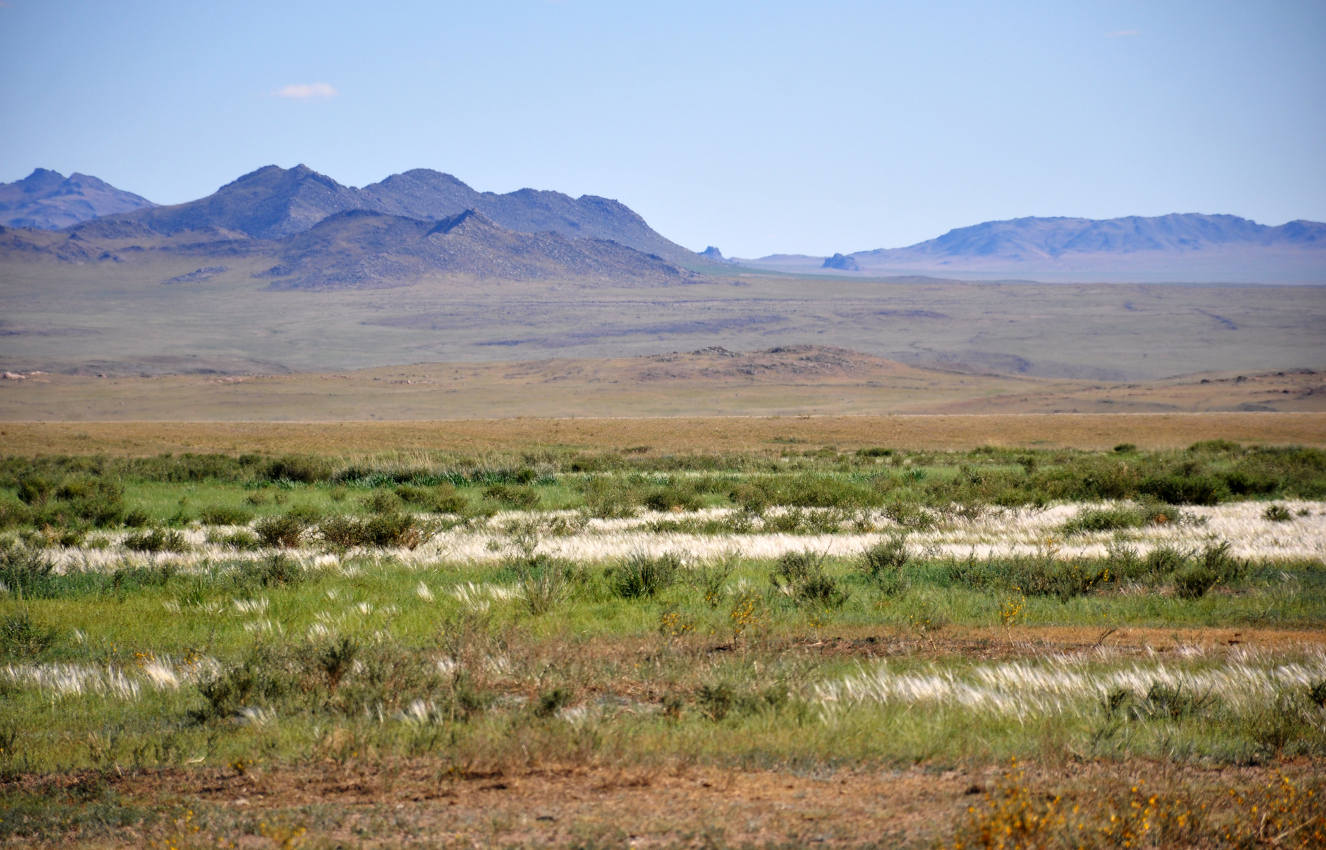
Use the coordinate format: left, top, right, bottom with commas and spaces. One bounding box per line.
19, 759, 1323, 848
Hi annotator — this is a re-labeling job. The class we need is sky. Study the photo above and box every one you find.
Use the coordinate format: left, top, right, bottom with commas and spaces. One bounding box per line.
2, 0, 1324, 258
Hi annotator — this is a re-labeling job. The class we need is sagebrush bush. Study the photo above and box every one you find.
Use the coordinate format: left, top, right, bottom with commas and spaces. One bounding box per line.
860, 536, 909, 596
0, 608, 56, 658
260, 455, 332, 484
611, 551, 681, 598
255, 510, 317, 548
1060, 506, 1146, 535
319, 513, 431, 549
197, 504, 254, 526
483, 483, 541, 510
122, 527, 189, 553
771, 551, 848, 608
0, 540, 58, 598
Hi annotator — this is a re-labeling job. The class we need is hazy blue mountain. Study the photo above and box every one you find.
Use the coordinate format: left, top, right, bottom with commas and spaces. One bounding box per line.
71, 164, 695, 263
748, 213, 1326, 283
858, 214, 1326, 261
74, 164, 363, 240
359, 169, 692, 262
0, 168, 154, 229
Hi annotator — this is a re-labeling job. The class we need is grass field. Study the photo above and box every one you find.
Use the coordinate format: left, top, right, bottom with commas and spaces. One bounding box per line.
2, 436, 1325, 847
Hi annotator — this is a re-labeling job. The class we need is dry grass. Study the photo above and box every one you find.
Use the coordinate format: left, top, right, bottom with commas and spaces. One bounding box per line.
1, 350, 1322, 421
0, 411, 1322, 456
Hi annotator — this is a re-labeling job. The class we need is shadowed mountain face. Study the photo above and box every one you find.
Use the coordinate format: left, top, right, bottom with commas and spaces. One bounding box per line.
98, 164, 362, 240
255, 209, 689, 289
69, 164, 695, 264
0, 169, 154, 229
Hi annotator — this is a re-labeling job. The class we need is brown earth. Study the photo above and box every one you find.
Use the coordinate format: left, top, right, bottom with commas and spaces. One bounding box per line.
20, 758, 1324, 849
1, 347, 1323, 422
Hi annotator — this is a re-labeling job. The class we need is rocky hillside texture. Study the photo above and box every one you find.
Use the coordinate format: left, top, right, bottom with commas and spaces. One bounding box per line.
66, 164, 695, 264
255, 209, 689, 289
0, 169, 154, 229
0, 164, 697, 286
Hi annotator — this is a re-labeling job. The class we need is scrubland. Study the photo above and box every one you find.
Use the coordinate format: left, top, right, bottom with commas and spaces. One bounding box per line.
2, 438, 1325, 847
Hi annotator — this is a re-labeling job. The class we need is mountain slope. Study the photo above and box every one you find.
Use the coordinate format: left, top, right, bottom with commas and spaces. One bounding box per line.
0, 169, 154, 229
78, 164, 363, 240
254, 208, 690, 289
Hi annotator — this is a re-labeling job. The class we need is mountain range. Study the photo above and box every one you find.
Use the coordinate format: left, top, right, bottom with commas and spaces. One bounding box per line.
0, 164, 700, 287
749, 214, 1326, 283
0, 168, 154, 229
2, 165, 1324, 284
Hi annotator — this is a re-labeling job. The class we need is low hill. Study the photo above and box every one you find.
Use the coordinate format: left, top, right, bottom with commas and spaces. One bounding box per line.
0, 169, 154, 229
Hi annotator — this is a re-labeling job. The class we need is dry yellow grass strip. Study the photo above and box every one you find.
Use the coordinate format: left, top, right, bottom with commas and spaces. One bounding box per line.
1, 412, 1322, 456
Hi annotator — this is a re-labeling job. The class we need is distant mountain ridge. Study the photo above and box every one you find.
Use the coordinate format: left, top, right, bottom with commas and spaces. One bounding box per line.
860, 214, 1326, 260
0, 168, 154, 229
0, 164, 697, 288
72, 164, 694, 264
747, 213, 1326, 283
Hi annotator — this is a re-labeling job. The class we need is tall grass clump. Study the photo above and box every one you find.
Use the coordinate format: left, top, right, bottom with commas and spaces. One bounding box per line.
610, 551, 681, 599
859, 535, 909, 596
771, 550, 848, 608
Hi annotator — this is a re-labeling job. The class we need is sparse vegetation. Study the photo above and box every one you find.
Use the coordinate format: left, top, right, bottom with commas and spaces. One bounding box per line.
0, 437, 1323, 847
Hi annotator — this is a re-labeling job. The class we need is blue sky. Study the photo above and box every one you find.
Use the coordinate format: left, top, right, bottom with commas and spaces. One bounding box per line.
2, 0, 1324, 257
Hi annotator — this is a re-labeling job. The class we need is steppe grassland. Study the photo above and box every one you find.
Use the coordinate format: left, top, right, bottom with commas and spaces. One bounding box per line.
3, 434, 1326, 847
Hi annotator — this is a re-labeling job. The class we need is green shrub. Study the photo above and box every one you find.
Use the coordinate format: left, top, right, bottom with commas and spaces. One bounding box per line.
1173, 541, 1244, 599
1060, 506, 1145, 535
948, 551, 1111, 600
122, 527, 189, 553
396, 483, 470, 514
643, 481, 704, 512
1139, 473, 1225, 506
860, 536, 909, 596
362, 490, 404, 515
260, 455, 331, 484
234, 553, 304, 589
192, 646, 295, 722
0, 540, 58, 598
318, 513, 432, 549
207, 529, 262, 551
534, 687, 573, 718
611, 551, 681, 599
121, 508, 151, 528
197, 504, 254, 525
1135, 682, 1214, 720
1263, 504, 1293, 522
1142, 545, 1187, 579
513, 554, 565, 615
0, 608, 56, 658
771, 551, 848, 608
483, 483, 541, 510
255, 512, 313, 548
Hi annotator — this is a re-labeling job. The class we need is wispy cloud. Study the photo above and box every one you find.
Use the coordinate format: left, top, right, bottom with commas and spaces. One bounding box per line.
274, 82, 338, 100
1106, 29, 1139, 38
